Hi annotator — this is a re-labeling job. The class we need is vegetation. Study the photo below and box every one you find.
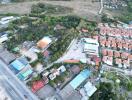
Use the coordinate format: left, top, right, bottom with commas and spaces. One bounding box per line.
126, 82, 132, 91
101, 14, 114, 23
90, 82, 117, 100
31, 3, 73, 15
5, 9, 97, 65
27, 74, 42, 86
118, 1, 132, 23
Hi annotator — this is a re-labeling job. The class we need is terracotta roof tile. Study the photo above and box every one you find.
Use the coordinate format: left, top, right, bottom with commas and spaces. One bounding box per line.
114, 51, 120, 58
100, 40, 106, 47
115, 58, 122, 64
108, 50, 113, 57
121, 52, 129, 59
106, 41, 111, 47
128, 55, 132, 60
102, 49, 107, 56
123, 60, 129, 66
117, 43, 122, 49
123, 43, 129, 49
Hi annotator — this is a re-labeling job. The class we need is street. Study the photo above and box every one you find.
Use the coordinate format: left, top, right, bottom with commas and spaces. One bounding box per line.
0, 60, 39, 100
102, 64, 132, 76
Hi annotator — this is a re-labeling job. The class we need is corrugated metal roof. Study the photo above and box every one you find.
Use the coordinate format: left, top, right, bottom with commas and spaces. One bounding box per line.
69, 69, 91, 89
10, 60, 25, 71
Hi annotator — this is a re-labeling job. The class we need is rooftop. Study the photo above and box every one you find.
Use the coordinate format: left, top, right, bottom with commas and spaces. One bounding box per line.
37, 36, 52, 49
69, 69, 91, 89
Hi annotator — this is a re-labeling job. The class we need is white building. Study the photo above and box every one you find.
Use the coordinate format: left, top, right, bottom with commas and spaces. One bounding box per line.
0, 16, 20, 25
80, 81, 97, 99
82, 38, 99, 56
0, 33, 8, 43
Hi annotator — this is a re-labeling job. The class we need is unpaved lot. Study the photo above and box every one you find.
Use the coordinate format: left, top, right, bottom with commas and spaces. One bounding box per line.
0, 0, 101, 21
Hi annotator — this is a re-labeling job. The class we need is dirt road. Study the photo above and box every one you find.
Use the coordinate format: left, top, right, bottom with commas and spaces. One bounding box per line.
0, 0, 101, 21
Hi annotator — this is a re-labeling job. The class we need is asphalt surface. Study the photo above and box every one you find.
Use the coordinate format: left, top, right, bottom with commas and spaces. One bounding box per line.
0, 59, 39, 100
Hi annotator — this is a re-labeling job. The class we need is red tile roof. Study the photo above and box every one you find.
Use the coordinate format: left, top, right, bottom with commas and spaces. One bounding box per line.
128, 55, 132, 60
43, 50, 49, 57
92, 55, 101, 62
102, 56, 107, 62
111, 42, 116, 48
32, 80, 44, 93
100, 26, 132, 37
102, 49, 107, 56
100, 40, 106, 47
106, 41, 111, 47
129, 44, 132, 50
117, 43, 122, 49
123, 60, 129, 66
114, 51, 120, 58
121, 52, 129, 59
115, 58, 122, 64
82, 28, 88, 33
108, 50, 113, 57
123, 43, 129, 49
64, 59, 80, 63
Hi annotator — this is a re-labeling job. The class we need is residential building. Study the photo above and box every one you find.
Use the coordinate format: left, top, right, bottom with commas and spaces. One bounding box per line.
37, 36, 52, 49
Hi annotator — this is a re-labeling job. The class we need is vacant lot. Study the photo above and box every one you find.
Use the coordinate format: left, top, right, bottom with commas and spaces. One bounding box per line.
0, 0, 101, 21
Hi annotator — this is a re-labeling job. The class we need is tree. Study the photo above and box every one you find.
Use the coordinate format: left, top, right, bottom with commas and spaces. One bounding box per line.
90, 82, 118, 100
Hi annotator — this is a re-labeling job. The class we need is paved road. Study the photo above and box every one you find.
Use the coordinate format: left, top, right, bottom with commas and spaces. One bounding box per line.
99, 0, 103, 14
102, 64, 132, 76
0, 60, 39, 100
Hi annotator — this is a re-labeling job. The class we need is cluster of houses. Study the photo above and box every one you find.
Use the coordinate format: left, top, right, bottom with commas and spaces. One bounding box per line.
99, 26, 132, 68
7, 36, 53, 82
103, 0, 127, 9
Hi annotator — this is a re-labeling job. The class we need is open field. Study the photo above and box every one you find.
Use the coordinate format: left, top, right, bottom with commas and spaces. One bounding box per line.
0, 0, 101, 21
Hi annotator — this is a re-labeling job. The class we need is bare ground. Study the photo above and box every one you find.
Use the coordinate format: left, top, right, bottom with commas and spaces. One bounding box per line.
0, 0, 101, 21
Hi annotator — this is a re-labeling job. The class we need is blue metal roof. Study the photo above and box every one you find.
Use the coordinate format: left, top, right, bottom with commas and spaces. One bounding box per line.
69, 69, 91, 89
10, 60, 25, 71
22, 69, 33, 78
18, 69, 33, 80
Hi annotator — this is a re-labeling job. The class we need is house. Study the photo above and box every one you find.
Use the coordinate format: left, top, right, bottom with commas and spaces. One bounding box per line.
43, 50, 50, 58
102, 56, 113, 66
57, 65, 66, 73
81, 28, 88, 33
82, 38, 99, 56
31, 80, 45, 93
123, 60, 130, 68
70, 65, 80, 75
107, 50, 113, 57
114, 51, 120, 58
121, 52, 129, 59
54, 24, 65, 30
37, 36, 52, 49
102, 49, 107, 56
49, 69, 60, 80
115, 58, 122, 68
